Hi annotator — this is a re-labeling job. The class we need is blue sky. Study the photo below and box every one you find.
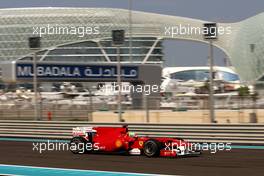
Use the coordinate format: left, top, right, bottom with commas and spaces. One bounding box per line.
1, 0, 263, 66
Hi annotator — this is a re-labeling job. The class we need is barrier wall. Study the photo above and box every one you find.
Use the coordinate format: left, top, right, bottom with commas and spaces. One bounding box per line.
0, 120, 263, 144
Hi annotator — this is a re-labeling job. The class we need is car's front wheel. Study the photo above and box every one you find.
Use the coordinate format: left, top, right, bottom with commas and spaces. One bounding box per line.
69, 137, 87, 154
143, 139, 161, 157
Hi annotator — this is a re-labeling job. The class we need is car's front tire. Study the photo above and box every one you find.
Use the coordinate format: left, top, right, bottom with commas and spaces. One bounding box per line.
69, 137, 87, 154
143, 139, 161, 157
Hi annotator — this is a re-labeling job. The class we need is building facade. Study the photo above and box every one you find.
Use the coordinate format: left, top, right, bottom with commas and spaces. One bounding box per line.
0, 8, 263, 83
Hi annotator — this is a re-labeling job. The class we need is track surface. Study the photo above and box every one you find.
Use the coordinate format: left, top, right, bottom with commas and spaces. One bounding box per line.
0, 141, 264, 176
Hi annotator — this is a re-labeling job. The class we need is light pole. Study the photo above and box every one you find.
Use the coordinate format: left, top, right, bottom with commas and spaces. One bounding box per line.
33, 52, 39, 120
144, 93, 149, 122
208, 40, 215, 123
128, 0, 132, 63
112, 30, 125, 122
117, 46, 122, 121
28, 37, 41, 121
87, 87, 93, 121
203, 23, 217, 123
249, 43, 258, 122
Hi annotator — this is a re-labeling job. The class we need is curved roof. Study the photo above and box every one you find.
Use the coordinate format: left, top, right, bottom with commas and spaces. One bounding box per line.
0, 7, 263, 82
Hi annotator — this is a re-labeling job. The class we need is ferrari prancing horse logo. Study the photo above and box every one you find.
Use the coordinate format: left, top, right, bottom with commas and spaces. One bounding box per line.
139, 141, 144, 146
115, 139, 122, 148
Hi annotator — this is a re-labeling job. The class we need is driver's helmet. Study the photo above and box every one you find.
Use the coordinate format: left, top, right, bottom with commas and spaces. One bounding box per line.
128, 132, 136, 137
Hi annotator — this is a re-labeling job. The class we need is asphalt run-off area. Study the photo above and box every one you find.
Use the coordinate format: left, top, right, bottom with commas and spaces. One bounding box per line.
0, 140, 264, 176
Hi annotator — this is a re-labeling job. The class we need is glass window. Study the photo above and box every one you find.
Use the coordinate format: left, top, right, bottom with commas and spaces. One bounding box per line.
49, 48, 102, 55
44, 55, 105, 62
20, 50, 48, 61
170, 69, 240, 82
18, 38, 163, 63
216, 71, 240, 82
170, 70, 209, 81
59, 41, 98, 47
171, 70, 194, 81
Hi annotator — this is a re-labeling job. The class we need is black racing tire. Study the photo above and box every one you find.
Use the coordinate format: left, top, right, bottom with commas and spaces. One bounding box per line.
143, 139, 161, 157
69, 137, 87, 154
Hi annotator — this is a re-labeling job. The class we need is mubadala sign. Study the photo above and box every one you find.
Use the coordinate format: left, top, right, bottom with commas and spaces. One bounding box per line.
16, 63, 138, 79
0, 61, 160, 83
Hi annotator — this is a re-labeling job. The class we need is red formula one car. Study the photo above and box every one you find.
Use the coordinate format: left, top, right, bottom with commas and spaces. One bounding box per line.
70, 125, 201, 157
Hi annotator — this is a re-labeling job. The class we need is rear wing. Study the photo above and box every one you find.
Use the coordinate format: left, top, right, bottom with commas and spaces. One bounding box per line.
72, 127, 96, 137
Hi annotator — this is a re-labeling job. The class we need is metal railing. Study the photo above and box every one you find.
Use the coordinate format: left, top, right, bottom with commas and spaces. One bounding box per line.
0, 120, 263, 144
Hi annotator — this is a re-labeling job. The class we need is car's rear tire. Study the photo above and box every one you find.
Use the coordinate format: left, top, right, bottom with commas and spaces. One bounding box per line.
70, 137, 87, 154
143, 139, 161, 157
